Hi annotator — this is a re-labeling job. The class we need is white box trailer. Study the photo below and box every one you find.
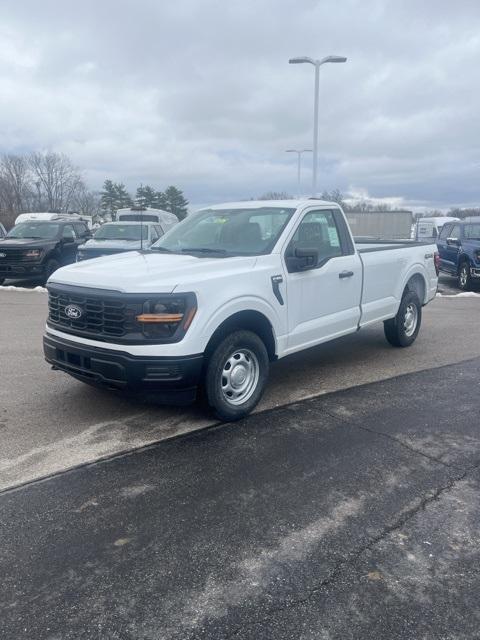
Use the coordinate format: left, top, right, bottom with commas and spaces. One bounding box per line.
345, 210, 413, 240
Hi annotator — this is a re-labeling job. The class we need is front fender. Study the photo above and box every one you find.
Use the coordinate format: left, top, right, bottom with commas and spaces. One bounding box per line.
197, 295, 282, 352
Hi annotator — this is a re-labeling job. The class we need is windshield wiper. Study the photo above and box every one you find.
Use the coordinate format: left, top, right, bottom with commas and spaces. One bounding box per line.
180, 247, 227, 254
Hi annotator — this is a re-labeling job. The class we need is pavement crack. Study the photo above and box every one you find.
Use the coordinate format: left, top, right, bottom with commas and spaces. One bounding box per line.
321, 407, 462, 471
223, 466, 475, 640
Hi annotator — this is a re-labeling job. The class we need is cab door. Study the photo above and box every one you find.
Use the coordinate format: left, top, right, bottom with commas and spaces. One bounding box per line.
442, 224, 462, 274
60, 224, 79, 264
283, 208, 362, 354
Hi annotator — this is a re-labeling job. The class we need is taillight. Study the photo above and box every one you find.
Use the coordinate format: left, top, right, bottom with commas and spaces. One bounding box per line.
434, 251, 440, 276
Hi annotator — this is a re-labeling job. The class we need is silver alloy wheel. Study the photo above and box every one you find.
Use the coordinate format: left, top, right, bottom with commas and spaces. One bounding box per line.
403, 303, 418, 337
459, 265, 468, 287
221, 348, 260, 406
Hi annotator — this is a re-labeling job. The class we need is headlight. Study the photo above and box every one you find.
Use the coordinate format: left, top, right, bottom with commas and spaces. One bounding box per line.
475, 250, 480, 263
24, 249, 42, 259
136, 295, 197, 340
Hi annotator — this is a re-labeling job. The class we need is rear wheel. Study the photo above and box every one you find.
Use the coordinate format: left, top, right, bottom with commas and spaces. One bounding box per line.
205, 330, 269, 421
384, 291, 422, 348
458, 261, 471, 291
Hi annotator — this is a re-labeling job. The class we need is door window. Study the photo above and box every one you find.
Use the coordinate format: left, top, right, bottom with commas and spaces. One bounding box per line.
438, 224, 452, 240
450, 225, 461, 240
286, 210, 343, 266
150, 226, 159, 242
62, 225, 76, 239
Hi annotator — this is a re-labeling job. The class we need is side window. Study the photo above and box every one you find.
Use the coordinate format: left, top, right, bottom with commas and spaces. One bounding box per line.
150, 226, 159, 242
62, 225, 76, 239
439, 224, 452, 240
286, 210, 343, 265
155, 224, 164, 237
450, 225, 461, 240
74, 223, 88, 237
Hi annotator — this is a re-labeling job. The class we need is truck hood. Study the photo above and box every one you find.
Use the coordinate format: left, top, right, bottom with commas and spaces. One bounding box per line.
49, 251, 258, 293
0, 238, 53, 248
79, 239, 143, 251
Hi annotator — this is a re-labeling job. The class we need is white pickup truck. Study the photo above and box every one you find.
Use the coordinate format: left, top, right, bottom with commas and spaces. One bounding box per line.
44, 200, 439, 420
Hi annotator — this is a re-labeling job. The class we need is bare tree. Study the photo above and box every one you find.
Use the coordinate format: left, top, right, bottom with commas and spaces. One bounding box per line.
0, 154, 33, 213
29, 152, 85, 213
70, 184, 101, 217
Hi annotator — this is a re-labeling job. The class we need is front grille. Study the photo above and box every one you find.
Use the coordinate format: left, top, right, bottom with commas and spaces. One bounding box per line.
48, 288, 142, 339
0, 248, 26, 262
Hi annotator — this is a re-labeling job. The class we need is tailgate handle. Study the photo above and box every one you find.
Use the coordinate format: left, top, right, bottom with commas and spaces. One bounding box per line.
339, 270, 354, 279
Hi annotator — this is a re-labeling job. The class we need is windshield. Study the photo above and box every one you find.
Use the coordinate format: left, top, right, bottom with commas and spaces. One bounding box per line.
93, 224, 148, 241
464, 224, 480, 240
152, 207, 295, 256
6, 222, 60, 239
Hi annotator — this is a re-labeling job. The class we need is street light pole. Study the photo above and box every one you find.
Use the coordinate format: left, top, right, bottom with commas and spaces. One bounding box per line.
289, 55, 347, 196
285, 149, 312, 196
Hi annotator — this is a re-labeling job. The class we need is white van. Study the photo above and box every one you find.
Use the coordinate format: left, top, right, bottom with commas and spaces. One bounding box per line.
116, 207, 178, 232
415, 216, 459, 241
14, 212, 93, 229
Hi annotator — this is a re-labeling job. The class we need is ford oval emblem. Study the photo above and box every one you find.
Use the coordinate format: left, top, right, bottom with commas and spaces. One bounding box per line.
0, 252, 6, 258
64, 304, 83, 319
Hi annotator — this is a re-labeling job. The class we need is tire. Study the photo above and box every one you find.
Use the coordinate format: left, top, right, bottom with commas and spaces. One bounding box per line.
384, 291, 422, 348
43, 259, 60, 284
205, 330, 269, 421
458, 261, 471, 291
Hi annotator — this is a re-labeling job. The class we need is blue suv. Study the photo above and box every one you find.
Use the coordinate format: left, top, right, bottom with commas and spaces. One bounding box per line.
436, 218, 480, 290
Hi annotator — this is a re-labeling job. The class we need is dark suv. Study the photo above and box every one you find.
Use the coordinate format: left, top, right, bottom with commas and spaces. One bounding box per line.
0, 219, 91, 285
436, 218, 480, 290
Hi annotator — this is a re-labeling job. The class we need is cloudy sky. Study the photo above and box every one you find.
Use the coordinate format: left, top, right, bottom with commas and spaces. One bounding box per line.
1, 0, 480, 209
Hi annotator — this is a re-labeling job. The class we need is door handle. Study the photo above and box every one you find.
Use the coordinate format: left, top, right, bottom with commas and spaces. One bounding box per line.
339, 270, 354, 279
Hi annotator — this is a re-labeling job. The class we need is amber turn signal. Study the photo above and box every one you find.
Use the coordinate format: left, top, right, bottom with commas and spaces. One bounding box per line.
136, 313, 184, 323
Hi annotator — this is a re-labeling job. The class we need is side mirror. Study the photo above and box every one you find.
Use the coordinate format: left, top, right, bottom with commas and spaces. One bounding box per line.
286, 247, 319, 273
446, 237, 460, 247
62, 236, 75, 244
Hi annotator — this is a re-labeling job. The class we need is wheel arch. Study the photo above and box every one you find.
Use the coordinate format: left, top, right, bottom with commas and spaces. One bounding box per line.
403, 271, 427, 305
457, 254, 470, 273
204, 310, 277, 361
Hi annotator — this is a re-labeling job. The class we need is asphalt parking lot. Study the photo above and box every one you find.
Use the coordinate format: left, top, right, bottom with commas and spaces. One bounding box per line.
1, 357, 480, 639
1, 276, 480, 638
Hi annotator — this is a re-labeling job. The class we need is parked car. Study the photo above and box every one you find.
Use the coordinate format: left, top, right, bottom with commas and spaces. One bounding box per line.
76, 221, 167, 261
0, 218, 91, 285
44, 199, 438, 421
436, 218, 480, 290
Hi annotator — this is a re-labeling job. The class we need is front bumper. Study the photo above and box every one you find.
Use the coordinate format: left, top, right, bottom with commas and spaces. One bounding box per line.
0, 262, 45, 278
43, 333, 203, 405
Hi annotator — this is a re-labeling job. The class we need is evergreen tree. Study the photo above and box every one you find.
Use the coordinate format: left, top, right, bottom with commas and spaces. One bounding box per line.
154, 190, 168, 210
164, 185, 189, 220
114, 183, 133, 209
100, 180, 118, 218
135, 184, 157, 208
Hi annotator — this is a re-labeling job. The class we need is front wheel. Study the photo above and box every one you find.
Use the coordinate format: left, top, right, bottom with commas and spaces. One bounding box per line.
43, 259, 60, 285
458, 262, 471, 291
384, 291, 422, 348
205, 330, 269, 421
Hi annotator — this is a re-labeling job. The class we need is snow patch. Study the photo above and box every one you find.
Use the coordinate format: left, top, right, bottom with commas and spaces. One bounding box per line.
437, 292, 480, 298
0, 285, 47, 293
